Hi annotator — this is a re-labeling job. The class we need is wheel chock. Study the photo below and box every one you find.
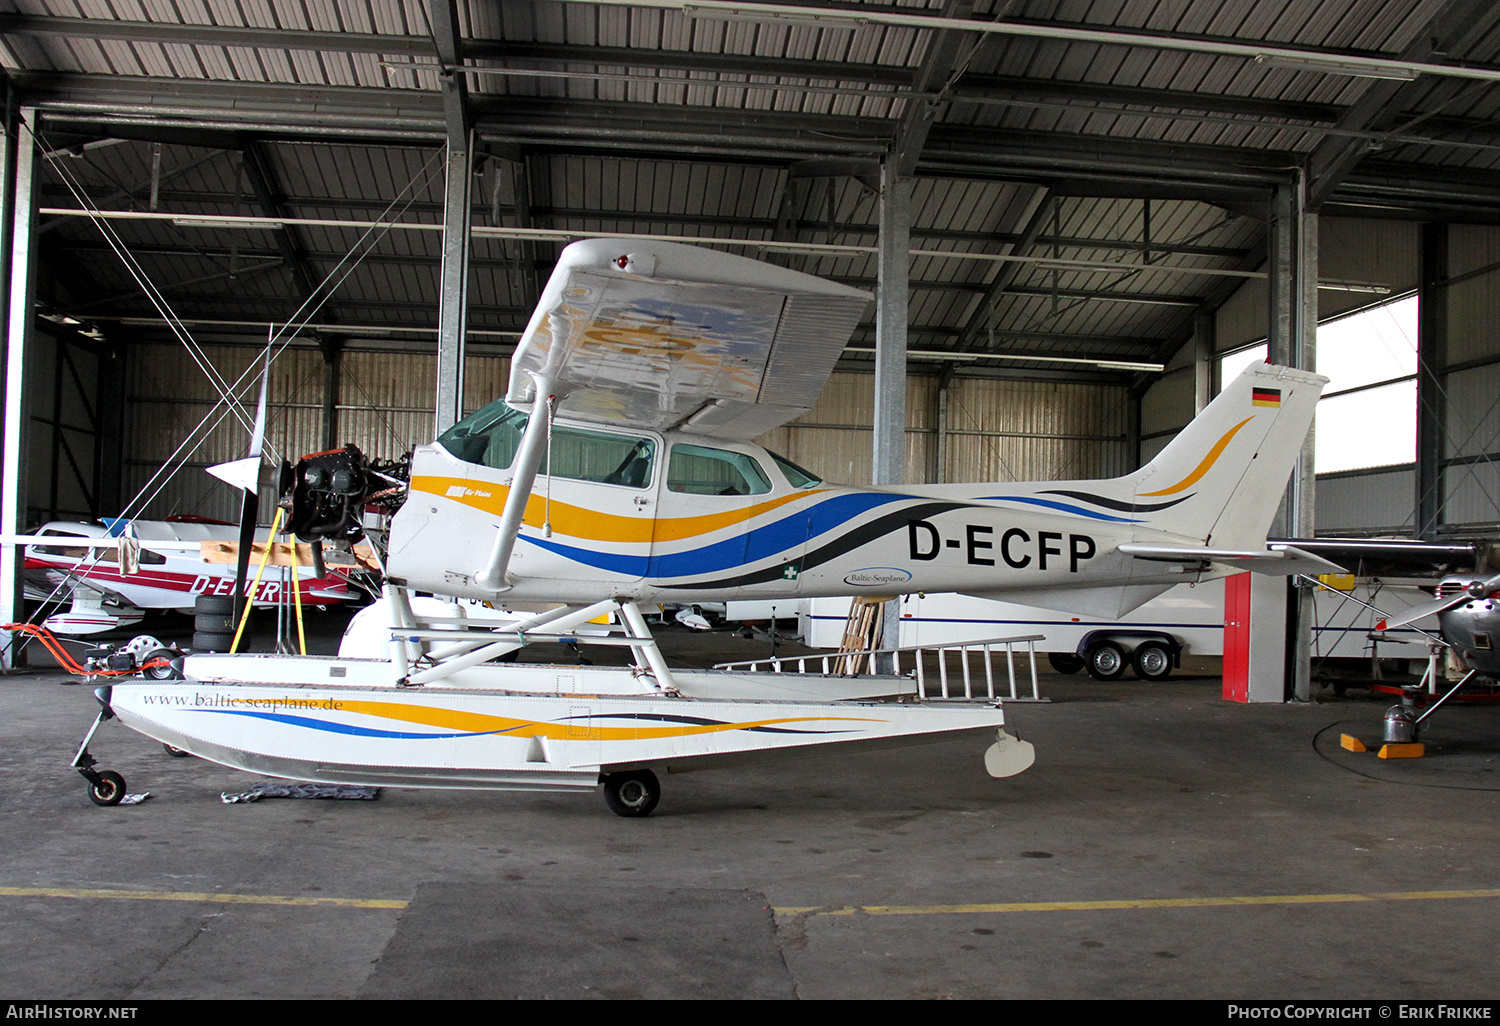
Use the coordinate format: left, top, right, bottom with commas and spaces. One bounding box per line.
1377, 742, 1425, 759
1340, 734, 1368, 752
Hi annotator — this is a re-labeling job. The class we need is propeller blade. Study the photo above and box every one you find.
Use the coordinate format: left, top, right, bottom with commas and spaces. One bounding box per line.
230, 487, 259, 653
247, 345, 269, 459
1382, 572, 1500, 631
228, 343, 272, 651
1382, 593, 1467, 631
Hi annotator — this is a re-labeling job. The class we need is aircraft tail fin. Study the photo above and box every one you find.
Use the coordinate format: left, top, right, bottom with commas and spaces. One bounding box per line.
1122, 362, 1325, 547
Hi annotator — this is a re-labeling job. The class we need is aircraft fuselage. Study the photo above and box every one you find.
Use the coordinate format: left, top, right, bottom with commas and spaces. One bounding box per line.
386, 415, 1196, 614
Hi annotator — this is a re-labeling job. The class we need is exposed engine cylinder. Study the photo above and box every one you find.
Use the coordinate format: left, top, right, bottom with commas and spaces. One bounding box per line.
281, 445, 408, 541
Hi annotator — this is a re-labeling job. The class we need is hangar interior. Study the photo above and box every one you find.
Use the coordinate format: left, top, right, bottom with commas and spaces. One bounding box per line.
4, 0, 1500, 671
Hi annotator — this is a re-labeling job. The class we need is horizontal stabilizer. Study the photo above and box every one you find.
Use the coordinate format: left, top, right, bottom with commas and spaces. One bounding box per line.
1119, 542, 1345, 575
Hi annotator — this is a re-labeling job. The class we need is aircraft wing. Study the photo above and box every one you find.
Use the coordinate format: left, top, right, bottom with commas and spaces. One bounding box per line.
507, 238, 872, 440
1118, 542, 1346, 575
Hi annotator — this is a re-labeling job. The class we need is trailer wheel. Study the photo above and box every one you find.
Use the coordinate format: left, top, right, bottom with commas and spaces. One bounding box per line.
602, 770, 660, 818
1132, 641, 1173, 681
88, 770, 126, 806
163, 744, 190, 758
1085, 640, 1126, 680
1048, 653, 1085, 675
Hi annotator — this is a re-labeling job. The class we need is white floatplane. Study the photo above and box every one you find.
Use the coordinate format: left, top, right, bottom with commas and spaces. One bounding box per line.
70, 238, 1333, 816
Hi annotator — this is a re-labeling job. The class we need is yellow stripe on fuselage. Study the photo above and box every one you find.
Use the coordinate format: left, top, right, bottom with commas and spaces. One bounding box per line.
410, 475, 822, 545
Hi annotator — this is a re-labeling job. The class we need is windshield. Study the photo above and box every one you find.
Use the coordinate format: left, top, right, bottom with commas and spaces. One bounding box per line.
437, 400, 657, 487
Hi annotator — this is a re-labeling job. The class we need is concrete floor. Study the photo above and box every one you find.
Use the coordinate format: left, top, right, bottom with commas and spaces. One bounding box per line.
3, 620, 1500, 999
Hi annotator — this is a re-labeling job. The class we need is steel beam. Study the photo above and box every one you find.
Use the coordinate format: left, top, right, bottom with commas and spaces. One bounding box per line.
874, 162, 911, 666
0, 107, 36, 668
1417, 223, 1448, 541
873, 163, 910, 489
431, 0, 472, 434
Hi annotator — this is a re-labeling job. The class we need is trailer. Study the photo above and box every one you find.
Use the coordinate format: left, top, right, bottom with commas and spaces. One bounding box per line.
799, 575, 1443, 681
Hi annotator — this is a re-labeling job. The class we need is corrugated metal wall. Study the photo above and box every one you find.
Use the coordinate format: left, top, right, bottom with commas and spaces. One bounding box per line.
126, 343, 326, 523
759, 371, 1130, 486
25, 330, 119, 527
124, 343, 512, 524
1428, 225, 1500, 535
1316, 468, 1416, 535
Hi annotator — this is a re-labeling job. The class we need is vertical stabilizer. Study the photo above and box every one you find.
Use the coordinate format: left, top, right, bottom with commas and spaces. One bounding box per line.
1128, 363, 1325, 547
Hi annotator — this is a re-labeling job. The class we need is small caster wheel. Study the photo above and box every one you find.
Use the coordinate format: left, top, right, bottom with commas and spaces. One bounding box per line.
141, 649, 182, 680
163, 744, 190, 758
602, 769, 660, 818
88, 770, 126, 807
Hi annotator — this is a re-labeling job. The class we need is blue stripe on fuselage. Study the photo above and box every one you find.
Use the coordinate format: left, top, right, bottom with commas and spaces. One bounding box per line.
518, 491, 918, 578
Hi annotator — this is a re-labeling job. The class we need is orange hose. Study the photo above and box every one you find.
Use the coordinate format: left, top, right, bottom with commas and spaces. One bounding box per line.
1, 623, 174, 677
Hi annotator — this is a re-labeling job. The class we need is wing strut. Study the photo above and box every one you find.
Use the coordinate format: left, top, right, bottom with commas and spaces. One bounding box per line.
474, 375, 556, 592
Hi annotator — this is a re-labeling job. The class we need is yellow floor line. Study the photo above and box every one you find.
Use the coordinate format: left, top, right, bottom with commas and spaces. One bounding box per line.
775, 888, 1500, 917
8, 885, 1499, 919
0, 885, 406, 909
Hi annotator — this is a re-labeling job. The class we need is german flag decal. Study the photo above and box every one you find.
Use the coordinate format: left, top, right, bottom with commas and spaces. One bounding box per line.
1251, 387, 1282, 407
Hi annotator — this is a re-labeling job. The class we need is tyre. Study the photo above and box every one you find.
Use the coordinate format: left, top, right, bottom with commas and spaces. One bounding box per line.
140, 648, 181, 680
602, 769, 661, 818
191, 630, 234, 652
194, 595, 234, 616
163, 744, 190, 758
194, 611, 234, 633
88, 770, 126, 806
1085, 640, 1126, 680
1048, 652, 1085, 675
1132, 641, 1173, 681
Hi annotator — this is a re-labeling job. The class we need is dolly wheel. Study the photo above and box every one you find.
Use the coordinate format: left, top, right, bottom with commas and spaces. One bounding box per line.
602, 769, 660, 818
88, 770, 126, 807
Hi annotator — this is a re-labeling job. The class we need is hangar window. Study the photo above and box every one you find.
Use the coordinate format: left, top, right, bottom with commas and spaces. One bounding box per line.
1217, 294, 1418, 475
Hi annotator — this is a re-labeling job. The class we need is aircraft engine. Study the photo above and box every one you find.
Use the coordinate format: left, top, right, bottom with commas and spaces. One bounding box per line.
281, 445, 408, 541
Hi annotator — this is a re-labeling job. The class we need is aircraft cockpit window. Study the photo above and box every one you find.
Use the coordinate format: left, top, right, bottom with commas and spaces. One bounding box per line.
767, 450, 822, 489
436, 402, 655, 486
437, 400, 527, 470
667, 444, 772, 496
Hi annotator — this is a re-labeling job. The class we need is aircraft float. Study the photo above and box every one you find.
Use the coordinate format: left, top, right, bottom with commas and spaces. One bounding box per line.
64, 238, 1334, 816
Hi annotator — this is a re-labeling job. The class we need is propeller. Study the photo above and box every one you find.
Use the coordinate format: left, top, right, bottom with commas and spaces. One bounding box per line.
205, 347, 271, 652
1382, 571, 1500, 630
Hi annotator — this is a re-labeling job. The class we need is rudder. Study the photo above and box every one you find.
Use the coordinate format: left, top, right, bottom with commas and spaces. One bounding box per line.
1127, 363, 1325, 547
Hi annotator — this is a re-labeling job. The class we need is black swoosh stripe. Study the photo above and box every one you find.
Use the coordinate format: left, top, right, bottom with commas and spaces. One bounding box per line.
1040, 489, 1192, 514
563, 712, 858, 735
662, 501, 968, 591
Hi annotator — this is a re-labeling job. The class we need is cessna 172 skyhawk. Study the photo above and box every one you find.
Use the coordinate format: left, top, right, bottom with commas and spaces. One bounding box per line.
75, 238, 1334, 816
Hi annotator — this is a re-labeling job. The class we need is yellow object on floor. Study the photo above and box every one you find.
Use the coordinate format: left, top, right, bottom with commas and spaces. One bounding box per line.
1340, 734, 1368, 752
1377, 743, 1425, 759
